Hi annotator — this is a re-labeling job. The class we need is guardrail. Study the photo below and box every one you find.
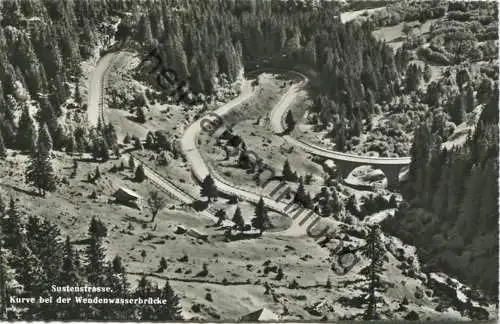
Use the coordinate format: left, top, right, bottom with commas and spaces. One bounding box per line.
271, 69, 412, 165
131, 153, 197, 203
97, 53, 122, 126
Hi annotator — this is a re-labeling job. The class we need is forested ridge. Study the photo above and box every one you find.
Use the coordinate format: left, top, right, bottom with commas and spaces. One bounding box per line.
120, 0, 399, 138
383, 90, 499, 298
0, 0, 124, 154
0, 0, 397, 155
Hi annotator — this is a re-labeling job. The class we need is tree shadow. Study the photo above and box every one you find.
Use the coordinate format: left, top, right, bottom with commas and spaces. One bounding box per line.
81, 178, 95, 184
126, 115, 145, 124
0, 183, 40, 198
122, 213, 149, 225
227, 232, 261, 241
110, 199, 141, 211
280, 126, 294, 136
71, 238, 91, 245
72, 157, 99, 163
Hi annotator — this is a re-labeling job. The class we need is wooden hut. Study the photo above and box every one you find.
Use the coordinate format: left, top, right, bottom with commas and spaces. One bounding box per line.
112, 187, 142, 209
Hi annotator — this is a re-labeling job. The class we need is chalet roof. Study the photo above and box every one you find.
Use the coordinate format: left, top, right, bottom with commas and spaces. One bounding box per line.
240, 308, 279, 322
112, 187, 142, 201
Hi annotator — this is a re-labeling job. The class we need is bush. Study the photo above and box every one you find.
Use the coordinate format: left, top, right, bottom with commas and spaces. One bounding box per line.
417, 47, 453, 65
159, 257, 167, 272
288, 279, 299, 289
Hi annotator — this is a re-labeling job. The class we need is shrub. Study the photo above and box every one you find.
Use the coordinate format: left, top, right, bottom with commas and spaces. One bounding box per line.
288, 279, 299, 289
159, 257, 167, 271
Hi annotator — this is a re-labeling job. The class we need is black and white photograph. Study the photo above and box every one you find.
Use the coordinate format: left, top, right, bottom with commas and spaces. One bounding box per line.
0, 0, 498, 321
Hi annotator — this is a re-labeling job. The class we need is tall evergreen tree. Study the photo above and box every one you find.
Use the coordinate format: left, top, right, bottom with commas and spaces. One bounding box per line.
60, 236, 80, 285
86, 219, 106, 286
2, 197, 23, 251
156, 281, 183, 320
285, 110, 295, 131
252, 197, 270, 235
465, 85, 475, 113
294, 178, 306, 206
38, 122, 53, 152
136, 106, 146, 123
135, 164, 146, 182
362, 226, 385, 320
25, 138, 56, 196
282, 160, 295, 181
128, 155, 135, 170
16, 105, 36, 152
0, 132, 6, 159
232, 206, 245, 233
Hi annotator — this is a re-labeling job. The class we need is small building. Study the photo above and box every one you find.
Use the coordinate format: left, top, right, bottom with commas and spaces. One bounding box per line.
186, 228, 208, 241
112, 187, 142, 208
240, 308, 279, 322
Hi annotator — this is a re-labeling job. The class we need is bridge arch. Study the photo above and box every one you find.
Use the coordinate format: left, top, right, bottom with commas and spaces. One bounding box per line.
333, 160, 402, 190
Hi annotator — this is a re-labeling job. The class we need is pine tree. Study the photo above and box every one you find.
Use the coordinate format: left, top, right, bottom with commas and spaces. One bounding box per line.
107, 255, 129, 295
74, 82, 82, 105
123, 133, 131, 144
89, 217, 108, 238
232, 206, 245, 233
136, 106, 146, 123
16, 105, 36, 151
159, 257, 168, 272
134, 276, 156, 320
145, 132, 155, 149
25, 217, 62, 286
66, 130, 76, 155
285, 110, 295, 131
200, 174, 217, 202
449, 95, 466, 125
306, 191, 314, 209
156, 281, 183, 320
2, 197, 23, 250
362, 226, 385, 320
15, 245, 49, 297
455, 68, 470, 90
423, 63, 432, 82
335, 124, 346, 151
282, 160, 295, 181
465, 85, 475, 113
0, 228, 11, 320
135, 164, 146, 182
86, 219, 106, 286
25, 139, 56, 196
252, 197, 269, 235
60, 236, 80, 286
0, 132, 6, 159
38, 122, 53, 152
351, 117, 362, 137
94, 166, 101, 180
128, 155, 135, 170
294, 178, 306, 206
476, 78, 493, 104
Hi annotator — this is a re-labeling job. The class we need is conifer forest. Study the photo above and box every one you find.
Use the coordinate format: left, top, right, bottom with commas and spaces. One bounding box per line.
0, 0, 498, 321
